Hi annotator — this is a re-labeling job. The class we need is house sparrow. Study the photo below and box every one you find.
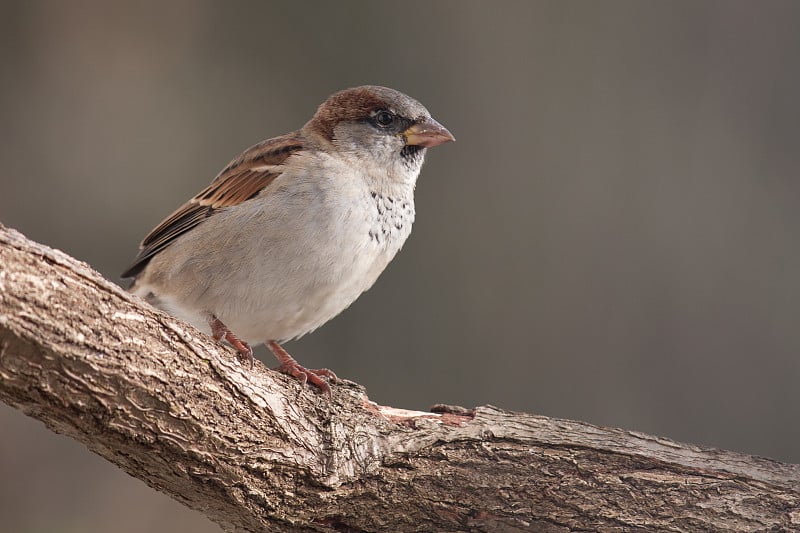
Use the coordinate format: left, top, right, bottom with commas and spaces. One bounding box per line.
122, 86, 454, 393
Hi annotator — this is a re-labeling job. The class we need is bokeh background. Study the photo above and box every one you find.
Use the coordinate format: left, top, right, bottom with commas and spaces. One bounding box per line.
2, 1, 800, 531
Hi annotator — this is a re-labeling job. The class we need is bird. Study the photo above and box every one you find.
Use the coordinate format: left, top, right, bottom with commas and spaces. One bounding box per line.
122, 85, 454, 393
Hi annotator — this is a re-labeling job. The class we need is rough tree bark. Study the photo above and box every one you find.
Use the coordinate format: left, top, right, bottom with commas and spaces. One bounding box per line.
0, 224, 798, 533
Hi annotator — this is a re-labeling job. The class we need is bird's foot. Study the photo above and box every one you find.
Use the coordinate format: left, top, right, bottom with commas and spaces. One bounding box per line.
267, 340, 338, 395
210, 316, 254, 368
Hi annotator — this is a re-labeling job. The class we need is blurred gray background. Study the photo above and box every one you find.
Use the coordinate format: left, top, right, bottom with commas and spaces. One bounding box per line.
2, 1, 800, 531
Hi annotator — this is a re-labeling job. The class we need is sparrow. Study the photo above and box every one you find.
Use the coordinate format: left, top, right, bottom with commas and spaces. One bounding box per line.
122, 86, 454, 393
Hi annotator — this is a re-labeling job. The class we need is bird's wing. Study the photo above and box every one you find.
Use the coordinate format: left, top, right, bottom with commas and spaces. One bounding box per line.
121, 132, 303, 278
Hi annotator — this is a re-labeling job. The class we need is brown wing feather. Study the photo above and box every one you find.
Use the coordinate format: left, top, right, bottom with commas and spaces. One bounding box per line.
121, 133, 303, 278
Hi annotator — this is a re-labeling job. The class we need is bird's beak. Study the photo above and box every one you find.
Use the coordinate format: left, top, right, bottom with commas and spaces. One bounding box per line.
403, 118, 455, 148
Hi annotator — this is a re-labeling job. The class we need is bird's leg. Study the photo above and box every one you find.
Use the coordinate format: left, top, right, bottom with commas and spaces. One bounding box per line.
267, 340, 338, 394
209, 315, 254, 368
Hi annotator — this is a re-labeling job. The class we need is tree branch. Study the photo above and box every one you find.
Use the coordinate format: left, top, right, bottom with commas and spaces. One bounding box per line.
1, 224, 798, 532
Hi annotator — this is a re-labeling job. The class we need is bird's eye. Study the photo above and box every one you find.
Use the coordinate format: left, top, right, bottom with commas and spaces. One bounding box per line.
374, 110, 395, 127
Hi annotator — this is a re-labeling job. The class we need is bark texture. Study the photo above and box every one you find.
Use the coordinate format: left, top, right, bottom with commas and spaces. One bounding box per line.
1, 224, 798, 533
